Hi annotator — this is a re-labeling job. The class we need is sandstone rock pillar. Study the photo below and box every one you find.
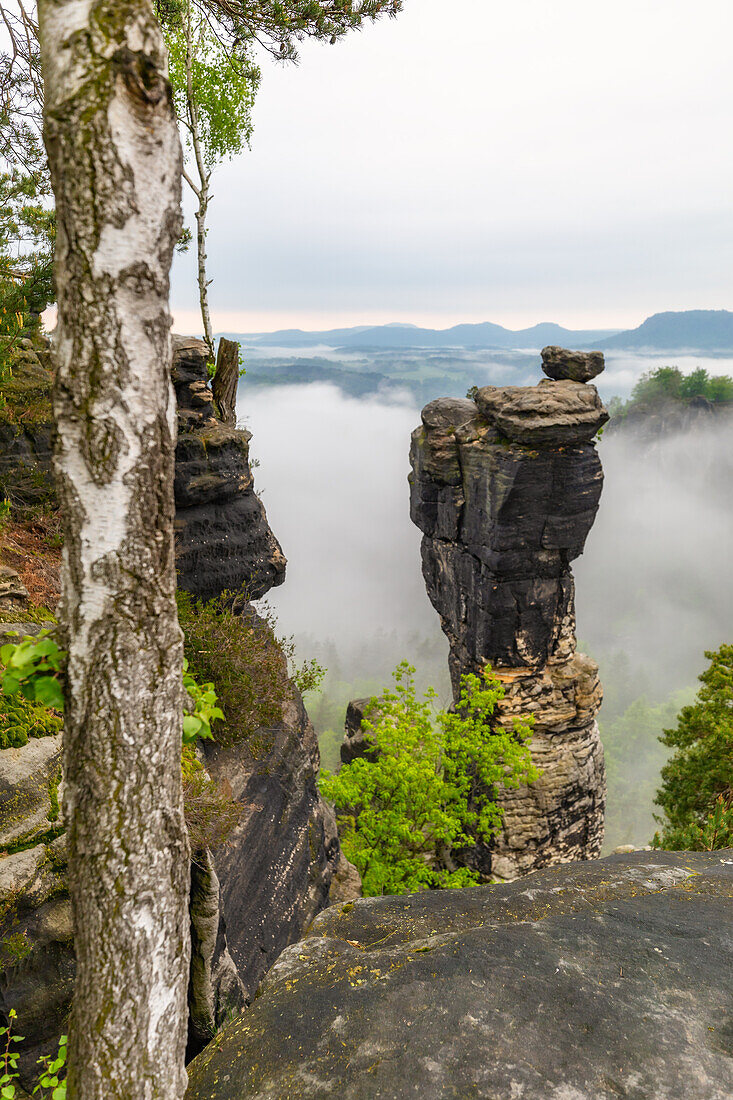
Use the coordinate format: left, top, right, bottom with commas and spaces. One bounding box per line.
409, 347, 608, 880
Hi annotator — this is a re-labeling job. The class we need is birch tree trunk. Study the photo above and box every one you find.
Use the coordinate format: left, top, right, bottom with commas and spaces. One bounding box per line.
38, 3, 190, 1097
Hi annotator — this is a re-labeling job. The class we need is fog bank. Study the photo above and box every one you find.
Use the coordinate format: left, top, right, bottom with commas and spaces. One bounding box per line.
240, 379, 733, 847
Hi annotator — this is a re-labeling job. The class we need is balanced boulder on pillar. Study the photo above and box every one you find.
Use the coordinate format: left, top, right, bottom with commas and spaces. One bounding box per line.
409, 348, 608, 880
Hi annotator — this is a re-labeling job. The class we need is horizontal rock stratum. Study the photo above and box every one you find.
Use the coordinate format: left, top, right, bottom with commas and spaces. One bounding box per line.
186, 849, 733, 1100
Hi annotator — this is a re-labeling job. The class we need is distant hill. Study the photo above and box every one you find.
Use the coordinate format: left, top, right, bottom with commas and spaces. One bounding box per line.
222, 309, 733, 355
593, 310, 733, 352
226, 321, 619, 351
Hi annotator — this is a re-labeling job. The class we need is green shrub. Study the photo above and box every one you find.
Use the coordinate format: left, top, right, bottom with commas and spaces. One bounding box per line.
0, 1008, 66, 1098
178, 591, 296, 751
320, 662, 538, 896
182, 744, 242, 851
652, 644, 733, 850
0, 630, 65, 710
658, 792, 733, 852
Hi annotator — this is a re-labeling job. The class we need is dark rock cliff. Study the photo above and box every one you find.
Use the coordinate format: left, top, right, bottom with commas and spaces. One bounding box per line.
187, 848, 733, 1100
0, 337, 288, 597
172, 337, 286, 599
409, 350, 608, 879
201, 683, 344, 1002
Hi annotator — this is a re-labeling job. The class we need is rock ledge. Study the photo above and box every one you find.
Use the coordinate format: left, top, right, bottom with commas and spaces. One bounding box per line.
187, 849, 733, 1100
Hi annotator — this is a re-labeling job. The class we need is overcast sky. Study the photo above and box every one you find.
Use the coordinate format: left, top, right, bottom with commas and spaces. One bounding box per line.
170, 0, 733, 335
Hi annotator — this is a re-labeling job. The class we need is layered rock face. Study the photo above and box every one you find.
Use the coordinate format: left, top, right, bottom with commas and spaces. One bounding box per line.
0, 337, 287, 598
173, 337, 286, 599
187, 849, 733, 1100
409, 349, 608, 879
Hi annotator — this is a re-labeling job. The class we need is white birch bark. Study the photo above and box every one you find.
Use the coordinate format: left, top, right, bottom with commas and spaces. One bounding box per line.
37, 2, 189, 1096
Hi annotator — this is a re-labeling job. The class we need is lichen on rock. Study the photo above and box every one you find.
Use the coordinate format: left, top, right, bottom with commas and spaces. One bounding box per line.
186, 849, 733, 1100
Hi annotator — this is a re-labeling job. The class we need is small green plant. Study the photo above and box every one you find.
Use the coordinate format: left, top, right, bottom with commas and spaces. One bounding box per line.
182, 659, 224, 744
33, 1031, 67, 1099
0, 1009, 66, 1098
0, 933, 32, 969
1, 634, 224, 749
0, 1008, 23, 1100
292, 657, 326, 696
320, 662, 538, 896
0, 631, 65, 710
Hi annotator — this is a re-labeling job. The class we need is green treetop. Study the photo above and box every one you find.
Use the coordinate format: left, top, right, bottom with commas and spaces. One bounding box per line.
653, 644, 733, 851
320, 661, 538, 897
158, 0, 260, 358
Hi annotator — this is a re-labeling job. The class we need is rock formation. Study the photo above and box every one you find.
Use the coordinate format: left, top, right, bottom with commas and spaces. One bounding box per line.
187, 848, 733, 1100
0, 336, 288, 599
340, 698, 380, 767
173, 336, 286, 600
197, 642, 355, 1017
409, 348, 608, 879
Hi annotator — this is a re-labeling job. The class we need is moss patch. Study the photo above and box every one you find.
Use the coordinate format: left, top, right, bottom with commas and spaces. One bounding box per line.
0, 695, 63, 749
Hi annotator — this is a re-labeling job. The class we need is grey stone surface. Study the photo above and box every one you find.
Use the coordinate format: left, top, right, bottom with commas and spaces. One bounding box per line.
341, 698, 380, 767
0, 567, 29, 612
474, 379, 609, 446
187, 850, 733, 1100
541, 344, 605, 383
0, 734, 62, 850
202, 660, 349, 1005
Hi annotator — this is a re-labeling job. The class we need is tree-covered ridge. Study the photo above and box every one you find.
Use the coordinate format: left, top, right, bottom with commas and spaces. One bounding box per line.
609, 365, 733, 419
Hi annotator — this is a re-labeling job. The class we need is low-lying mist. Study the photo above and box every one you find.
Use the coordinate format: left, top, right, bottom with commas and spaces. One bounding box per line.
239, 367, 733, 849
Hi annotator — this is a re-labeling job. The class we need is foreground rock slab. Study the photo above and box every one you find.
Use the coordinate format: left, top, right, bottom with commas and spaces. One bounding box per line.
187, 850, 733, 1100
